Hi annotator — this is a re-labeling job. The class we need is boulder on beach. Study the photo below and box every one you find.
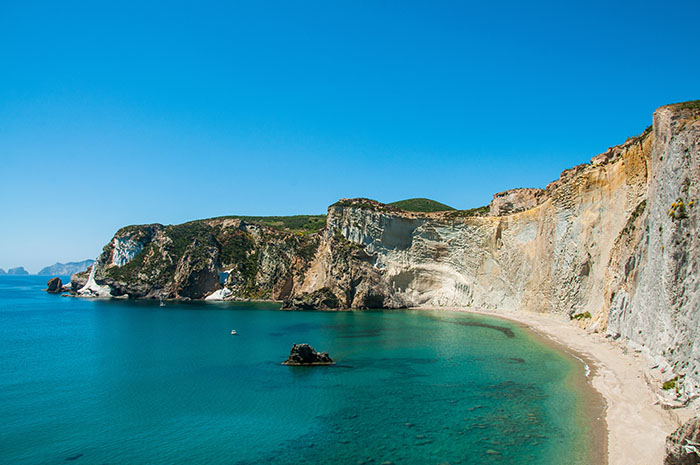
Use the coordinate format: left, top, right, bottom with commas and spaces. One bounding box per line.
46, 277, 63, 294
282, 343, 334, 366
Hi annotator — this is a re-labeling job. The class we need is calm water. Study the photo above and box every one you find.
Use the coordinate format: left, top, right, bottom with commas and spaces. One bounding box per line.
0, 276, 597, 464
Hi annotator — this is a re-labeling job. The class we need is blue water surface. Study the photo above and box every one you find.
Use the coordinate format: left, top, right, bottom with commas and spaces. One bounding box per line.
0, 276, 594, 464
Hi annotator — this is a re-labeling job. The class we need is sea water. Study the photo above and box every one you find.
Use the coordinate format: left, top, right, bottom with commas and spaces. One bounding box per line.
0, 276, 600, 464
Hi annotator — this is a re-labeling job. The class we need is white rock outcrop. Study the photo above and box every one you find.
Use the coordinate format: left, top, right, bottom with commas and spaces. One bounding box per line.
77, 263, 112, 298
111, 237, 144, 266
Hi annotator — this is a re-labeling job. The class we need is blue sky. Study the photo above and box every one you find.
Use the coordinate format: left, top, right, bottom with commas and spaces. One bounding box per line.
1, 0, 699, 272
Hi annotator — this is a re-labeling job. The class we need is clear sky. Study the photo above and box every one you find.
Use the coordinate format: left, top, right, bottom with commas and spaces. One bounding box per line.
1, 0, 699, 272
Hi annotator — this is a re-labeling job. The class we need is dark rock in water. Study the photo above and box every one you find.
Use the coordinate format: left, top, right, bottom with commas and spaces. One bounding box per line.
665, 416, 700, 464
282, 343, 334, 366
46, 277, 63, 293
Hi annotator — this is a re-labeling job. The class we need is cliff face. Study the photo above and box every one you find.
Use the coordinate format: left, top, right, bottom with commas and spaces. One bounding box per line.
78, 102, 700, 393
606, 104, 700, 394
489, 188, 545, 216
292, 127, 652, 316
286, 102, 699, 392
73, 217, 321, 300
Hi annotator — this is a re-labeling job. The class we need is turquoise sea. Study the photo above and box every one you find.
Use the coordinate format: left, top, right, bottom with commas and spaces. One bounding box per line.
0, 276, 601, 464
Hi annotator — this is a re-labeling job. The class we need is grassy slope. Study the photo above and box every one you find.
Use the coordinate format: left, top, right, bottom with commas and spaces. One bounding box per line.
389, 198, 456, 212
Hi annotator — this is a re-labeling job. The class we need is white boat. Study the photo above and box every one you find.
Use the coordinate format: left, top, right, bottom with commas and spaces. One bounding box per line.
231, 330, 237, 335
159, 298, 166, 307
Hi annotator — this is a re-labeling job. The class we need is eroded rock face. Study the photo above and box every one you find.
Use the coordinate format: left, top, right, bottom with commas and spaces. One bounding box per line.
293, 124, 652, 314
170, 236, 221, 300
70, 267, 90, 292
282, 343, 334, 366
111, 237, 144, 266
283, 287, 340, 310
46, 277, 63, 293
283, 223, 400, 309
665, 416, 700, 465
605, 106, 700, 399
489, 188, 545, 216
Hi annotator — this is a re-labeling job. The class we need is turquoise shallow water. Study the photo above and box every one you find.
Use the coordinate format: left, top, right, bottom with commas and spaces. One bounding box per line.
0, 276, 595, 464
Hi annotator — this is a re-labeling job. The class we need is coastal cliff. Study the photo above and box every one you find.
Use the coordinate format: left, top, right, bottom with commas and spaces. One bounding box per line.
74, 101, 700, 397
72, 216, 323, 300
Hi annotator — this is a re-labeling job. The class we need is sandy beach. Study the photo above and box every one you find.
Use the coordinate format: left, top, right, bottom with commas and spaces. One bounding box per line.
421, 307, 695, 465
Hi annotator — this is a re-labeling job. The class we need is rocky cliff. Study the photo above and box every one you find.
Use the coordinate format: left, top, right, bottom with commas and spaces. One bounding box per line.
291, 126, 653, 315
605, 102, 700, 402
76, 101, 700, 396
72, 216, 323, 300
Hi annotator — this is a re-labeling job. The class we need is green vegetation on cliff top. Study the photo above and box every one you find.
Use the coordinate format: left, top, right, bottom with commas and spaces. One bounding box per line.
668, 100, 700, 111
332, 197, 489, 217
445, 205, 490, 218
222, 215, 327, 233
117, 215, 327, 236
389, 198, 456, 212
331, 198, 397, 211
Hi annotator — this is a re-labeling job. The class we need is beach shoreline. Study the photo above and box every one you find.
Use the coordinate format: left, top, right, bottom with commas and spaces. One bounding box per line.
413, 306, 693, 465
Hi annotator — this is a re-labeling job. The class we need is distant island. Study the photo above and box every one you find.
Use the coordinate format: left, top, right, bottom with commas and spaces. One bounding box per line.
0, 267, 29, 275
37, 260, 95, 276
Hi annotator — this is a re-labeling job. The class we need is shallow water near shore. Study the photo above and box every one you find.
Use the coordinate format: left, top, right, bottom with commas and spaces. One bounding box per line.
0, 276, 601, 464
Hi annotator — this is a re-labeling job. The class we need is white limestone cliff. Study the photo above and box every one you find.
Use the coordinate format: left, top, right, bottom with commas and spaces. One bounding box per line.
293, 102, 699, 396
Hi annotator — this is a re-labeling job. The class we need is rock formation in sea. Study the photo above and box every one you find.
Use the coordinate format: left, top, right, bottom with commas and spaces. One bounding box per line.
38, 260, 95, 276
71, 100, 700, 398
282, 343, 334, 365
45, 277, 63, 293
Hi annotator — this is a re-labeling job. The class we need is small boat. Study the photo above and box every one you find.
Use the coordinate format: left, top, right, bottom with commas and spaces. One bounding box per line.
159, 298, 166, 307
230, 330, 237, 335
